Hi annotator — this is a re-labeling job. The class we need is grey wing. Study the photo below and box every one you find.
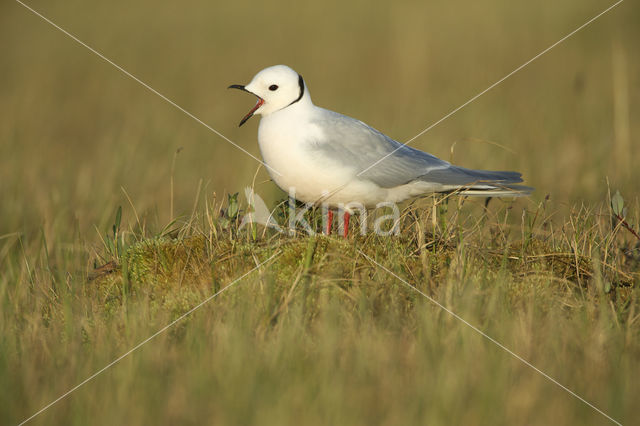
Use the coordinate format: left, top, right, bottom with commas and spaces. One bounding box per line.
311, 110, 526, 189
310, 110, 452, 188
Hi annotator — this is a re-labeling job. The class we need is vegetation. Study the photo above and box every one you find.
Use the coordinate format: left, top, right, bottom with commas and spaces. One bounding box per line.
1, 0, 638, 424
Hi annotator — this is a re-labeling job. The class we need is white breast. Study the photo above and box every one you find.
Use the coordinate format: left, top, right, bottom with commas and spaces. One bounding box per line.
257, 106, 388, 207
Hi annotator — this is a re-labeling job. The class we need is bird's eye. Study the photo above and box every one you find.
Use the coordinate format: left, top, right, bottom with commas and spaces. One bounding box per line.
269, 84, 279, 91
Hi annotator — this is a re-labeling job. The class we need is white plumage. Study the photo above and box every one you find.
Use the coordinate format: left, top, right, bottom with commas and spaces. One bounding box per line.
230, 65, 531, 209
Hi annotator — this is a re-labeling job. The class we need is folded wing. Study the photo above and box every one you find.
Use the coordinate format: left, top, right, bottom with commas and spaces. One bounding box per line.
311, 109, 532, 195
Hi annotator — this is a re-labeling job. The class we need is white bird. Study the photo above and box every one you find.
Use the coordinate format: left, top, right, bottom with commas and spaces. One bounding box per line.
230, 65, 531, 236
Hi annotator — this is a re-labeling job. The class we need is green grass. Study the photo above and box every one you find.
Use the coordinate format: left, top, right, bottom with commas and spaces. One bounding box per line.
3, 196, 639, 425
1, 0, 639, 424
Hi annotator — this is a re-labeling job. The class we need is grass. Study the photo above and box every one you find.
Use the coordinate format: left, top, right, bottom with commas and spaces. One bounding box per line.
1, 0, 639, 424
3, 194, 639, 425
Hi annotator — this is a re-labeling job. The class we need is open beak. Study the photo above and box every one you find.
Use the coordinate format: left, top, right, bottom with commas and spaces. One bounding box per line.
228, 84, 264, 127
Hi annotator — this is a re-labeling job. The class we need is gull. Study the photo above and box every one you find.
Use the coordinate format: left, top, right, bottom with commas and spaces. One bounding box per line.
230, 65, 532, 236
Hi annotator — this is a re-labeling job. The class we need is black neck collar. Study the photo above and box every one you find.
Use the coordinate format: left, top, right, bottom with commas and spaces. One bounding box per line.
287, 74, 305, 107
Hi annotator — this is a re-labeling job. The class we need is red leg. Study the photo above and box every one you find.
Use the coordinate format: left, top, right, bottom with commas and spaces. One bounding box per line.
326, 210, 333, 235
343, 211, 350, 238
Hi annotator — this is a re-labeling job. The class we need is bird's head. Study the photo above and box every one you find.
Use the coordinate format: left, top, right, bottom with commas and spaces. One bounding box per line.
229, 65, 306, 127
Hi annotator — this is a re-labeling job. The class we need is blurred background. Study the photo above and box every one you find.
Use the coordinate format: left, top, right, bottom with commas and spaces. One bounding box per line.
1, 0, 637, 239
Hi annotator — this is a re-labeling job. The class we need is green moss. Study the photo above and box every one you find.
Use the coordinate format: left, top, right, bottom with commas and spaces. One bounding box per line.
88, 211, 637, 327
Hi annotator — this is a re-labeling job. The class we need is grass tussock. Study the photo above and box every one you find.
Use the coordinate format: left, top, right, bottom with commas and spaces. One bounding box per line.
3, 193, 638, 425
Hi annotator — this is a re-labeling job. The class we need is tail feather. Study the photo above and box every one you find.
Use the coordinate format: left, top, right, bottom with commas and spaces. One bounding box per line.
467, 169, 523, 183
419, 165, 533, 197
453, 184, 533, 197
